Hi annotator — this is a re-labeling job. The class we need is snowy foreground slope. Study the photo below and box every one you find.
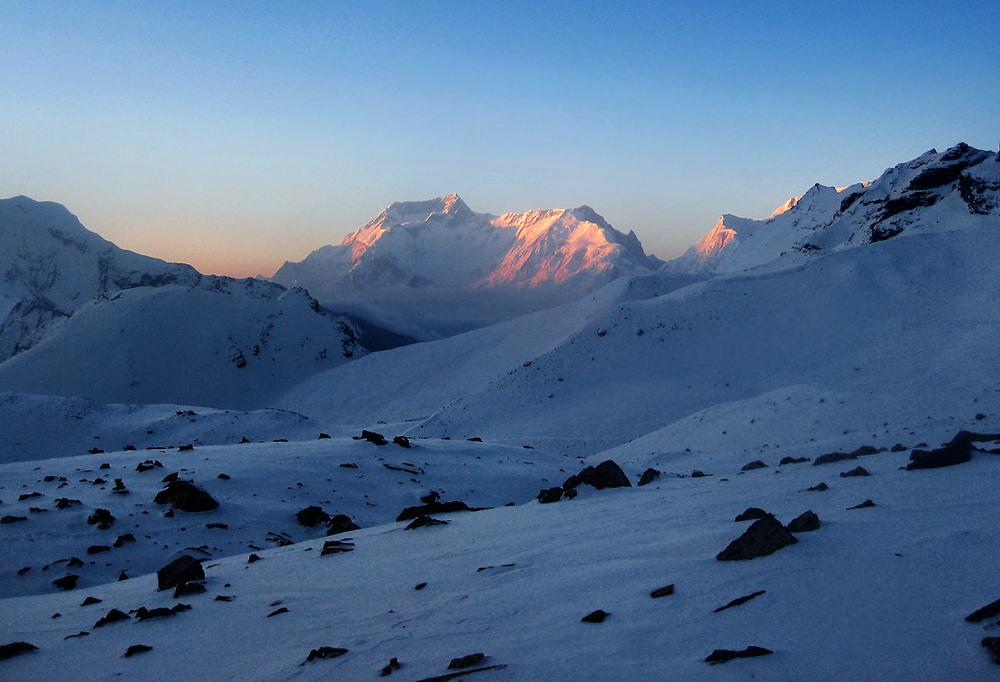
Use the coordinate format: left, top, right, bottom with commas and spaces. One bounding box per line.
272, 194, 662, 338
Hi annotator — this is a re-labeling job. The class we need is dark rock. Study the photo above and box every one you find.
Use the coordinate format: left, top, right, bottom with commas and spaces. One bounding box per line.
296, 505, 330, 527
135, 606, 176, 622
786, 510, 820, 532
840, 466, 870, 477
449, 653, 486, 669
966, 596, 1000, 622
0, 642, 38, 660
320, 539, 355, 555
217, 473, 230, 480
29, 507, 48, 514
637, 468, 661, 486
651, 584, 675, 598
327, 514, 361, 535
380, 657, 401, 676
467, 437, 483, 442
393, 436, 411, 448
162, 472, 179, 483
741, 460, 767, 471
247, 553, 261, 564
714, 590, 765, 613
890, 443, 907, 452
983, 637, 1000, 665
52, 574, 79, 590
304, 647, 348, 663
156, 555, 205, 591
206, 522, 228, 529
240, 436, 251, 444
87, 545, 111, 555
563, 488, 578, 499
847, 499, 875, 509
81, 596, 102, 606
734, 507, 768, 522
123, 644, 152, 658
804, 483, 828, 492
396, 500, 471, 522
119, 570, 129, 581
361, 430, 387, 445
178, 444, 194, 451
907, 441, 973, 470
89, 448, 103, 455
18, 492, 42, 501
87, 508, 115, 527
850, 445, 880, 457
100, 462, 112, 468
717, 514, 797, 561
813, 452, 856, 466
778, 456, 810, 465
94, 609, 131, 628
174, 581, 206, 597
406, 515, 448, 529
215, 595, 234, 602
705, 646, 773, 664
536, 487, 563, 504
691, 470, 709, 478
562, 460, 631, 491
318, 433, 331, 439
339, 462, 358, 469
415, 582, 427, 590
64, 631, 89, 640
55, 498, 81, 509
1, 515, 26, 524
67, 557, 84, 568
267, 607, 289, 617
581, 610, 609, 623
420, 491, 440, 504
136, 460, 163, 472
154, 480, 219, 512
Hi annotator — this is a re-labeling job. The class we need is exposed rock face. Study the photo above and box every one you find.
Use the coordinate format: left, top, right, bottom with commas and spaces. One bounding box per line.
156, 555, 205, 591
563, 460, 631, 491
154, 481, 219, 512
717, 514, 797, 561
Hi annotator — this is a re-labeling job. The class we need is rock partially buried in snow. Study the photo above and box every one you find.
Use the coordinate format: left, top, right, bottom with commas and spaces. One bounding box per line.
741, 460, 767, 471
296, 505, 330, 527
326, 514, 361, 535
562, 460, 631, 491
396, 500, 472, 522
123, 644, 152, 658
302, 647, 348, 664
717, 514, 797, 561
786, 510, 820, 532
637, 468, 660, 486
966, 596, 1000, 623
405, 515, 448, 529
840, 466, 870, 477
156, 555, 205, 591
704, 646, 773, 664
536, 487, 563, 503
734, 507, 768, 522
982, 637, 1000, 665
0, 641, 38, 660
448, 652, 485, 669
581, 609, 609, 623
154, 480, 219, 512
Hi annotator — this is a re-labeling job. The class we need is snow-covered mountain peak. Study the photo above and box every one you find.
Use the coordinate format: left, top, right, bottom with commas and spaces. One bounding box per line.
668, 142, 1000, 275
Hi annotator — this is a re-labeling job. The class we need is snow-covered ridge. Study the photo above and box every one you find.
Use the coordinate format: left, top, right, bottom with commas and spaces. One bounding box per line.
669, 143, 1000, 274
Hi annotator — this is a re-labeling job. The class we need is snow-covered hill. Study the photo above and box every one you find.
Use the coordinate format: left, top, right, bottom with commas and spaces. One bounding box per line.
669, 143, 1000, 274
271, 194, 662, 338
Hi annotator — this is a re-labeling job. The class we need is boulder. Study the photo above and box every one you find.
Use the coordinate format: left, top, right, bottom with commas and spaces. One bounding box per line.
734, 507, 768, 522
0, 642, 38, 660
52, 574, 79, 590
983, 637, 1000, 665
581, 610, 609, 623
840, 466, 870, 477
786, 510, 820, 532
360, 430, 387, 445
154, 481, 219, 512
741, 460, 767, 471
562, 460, 631, 491
449, 653, 486, 669
87, 508, 115, 528
393, 436, 411, 448
94, 609, 130, 628
637, 468, 661, 486
156, 555, 205, 591
123, 644, 152, 658
717, 514, 797, 561
650, 584, 674, 598
966, 596, 1000, 623
326, 514, 361, 536
536, 487, 563, 504
296, 505, 330, 528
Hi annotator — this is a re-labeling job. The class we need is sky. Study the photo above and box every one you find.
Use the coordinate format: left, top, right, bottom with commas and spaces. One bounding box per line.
1, 1, 998, 278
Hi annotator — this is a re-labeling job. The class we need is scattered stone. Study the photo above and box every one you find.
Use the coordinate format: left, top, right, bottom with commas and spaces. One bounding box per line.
983, 637, 1000, 665
18, 492, 42, 501
55, 498, 81, 509
778, 456, 810, 465
976, 413, 987, 421
135, 606, 177, 622
267, 607, 289, 617
327, 514, 361, 535
787, 510, 821, 532
406, 515, 448, 529
691, 470, 709, 478
320, 539, 355, 555
536, 487, 563, 503
119, 570, 129, 581
380, 657, 401, 676
804, 483, 828, 492
296, 505, 330, 527
637, 468, 661, 486
162, 472, 179, 483
393, 436, 411, 448
449, 653, 486, 669
361, 430, 388, 445
651, 584, 675, 598
0, 642, 38, 660
29, 507, 48, 514
714, 590, 766, 613
206, 522, 228, 529
467, 437, 483, 442
81, 596, 102, 606
907, 440, 972, 470
318, 433, 331, 439
217, 473, 231, 480
174, 581, 206, 597
563, 488, 578, 500
154, 480, 219, 512
247, 553, 261, 564
1, 515, 26, 524
966, 596, 1000, 622
562, 460, 631, 491
52, 574, 79, 590
303, 647, 348, 664
339, 463, 358, 469
890, 443, 907, 452
64, 631, 89, 640
813, 452, 856, 466
840, 466, 870, 477
705, 646, 773, 664
136, 460, 163, 472
156, 555, 205, 591
67, 557, 84, 568
848, 499, 875, 510
123, 644, 152, 658
581, 610, 609, 623
717, 514, 797, 561
100, 462, 112, 468
734, 507, 768, 522
240, 436, 251, 444
396, 500, 472, 522
741, 460, 767, 471
215, 595, 234, 602
178, 444, 194, 452
421, 491, 440, 504
88, 448, 103, 455
415, 583, 427, 590
87, 508, 115, 528
87, 545, 111, 555
94, 608, 130, 628
851, 445, 880, 457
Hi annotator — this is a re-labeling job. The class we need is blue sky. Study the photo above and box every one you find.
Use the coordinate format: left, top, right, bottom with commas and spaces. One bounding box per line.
2, 1, 997, 276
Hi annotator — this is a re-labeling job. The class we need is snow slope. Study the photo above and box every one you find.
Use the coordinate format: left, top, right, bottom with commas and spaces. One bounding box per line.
669, 143, 1000, 275
271, 194, 662, 338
